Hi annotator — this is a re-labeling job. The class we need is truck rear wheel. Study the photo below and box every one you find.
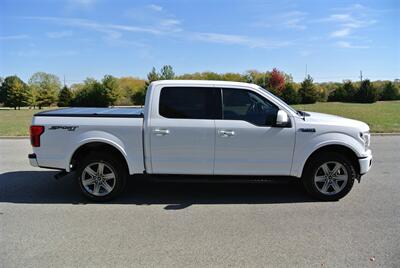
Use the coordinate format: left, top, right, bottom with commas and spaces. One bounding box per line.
76, 152, 126, 201
302, 152, 356, 201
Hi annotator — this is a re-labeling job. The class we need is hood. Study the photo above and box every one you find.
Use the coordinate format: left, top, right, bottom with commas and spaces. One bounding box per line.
304, 112, 370, 132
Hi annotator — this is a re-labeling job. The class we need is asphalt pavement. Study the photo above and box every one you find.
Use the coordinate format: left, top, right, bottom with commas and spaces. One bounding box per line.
0, 137, 399, 267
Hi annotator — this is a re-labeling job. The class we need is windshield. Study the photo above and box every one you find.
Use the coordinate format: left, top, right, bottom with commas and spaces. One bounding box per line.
257, 86, 299, 115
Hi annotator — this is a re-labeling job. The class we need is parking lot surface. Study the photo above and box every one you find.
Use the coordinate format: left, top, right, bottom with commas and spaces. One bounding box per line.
0, 137, 399, 267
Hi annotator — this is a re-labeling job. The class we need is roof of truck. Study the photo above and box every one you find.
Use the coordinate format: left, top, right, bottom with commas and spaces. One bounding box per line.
151, 80, 259, 88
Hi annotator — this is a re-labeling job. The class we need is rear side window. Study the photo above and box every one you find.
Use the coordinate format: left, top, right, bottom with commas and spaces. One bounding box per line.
222, 88, 278, 126
159, 87, 220, 119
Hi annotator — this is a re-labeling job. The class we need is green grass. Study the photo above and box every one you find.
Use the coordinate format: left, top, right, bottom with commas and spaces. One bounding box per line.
293, 101, 400, 133
0, 101, 399, 136
0, 107, 54, 136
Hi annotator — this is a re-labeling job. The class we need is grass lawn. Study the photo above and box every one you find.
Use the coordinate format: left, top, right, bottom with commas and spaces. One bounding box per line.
0, 107, 54, 136
0, 101, 399, 136
293, 101, 400, 133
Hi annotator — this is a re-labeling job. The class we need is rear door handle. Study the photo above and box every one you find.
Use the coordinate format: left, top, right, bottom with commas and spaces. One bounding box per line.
153, 128, 170, 136
218, 129, 235, 137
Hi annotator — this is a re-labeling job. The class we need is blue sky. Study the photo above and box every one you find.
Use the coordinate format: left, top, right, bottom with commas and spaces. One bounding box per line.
0, 0, 399, 83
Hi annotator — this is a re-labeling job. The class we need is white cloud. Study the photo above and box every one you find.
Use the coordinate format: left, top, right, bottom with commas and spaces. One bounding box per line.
67, 0, 97, 8
280, 11, 308, 30
336, 41, 368, 49
46, 31, 73, 38
160, 19, 181, 27
255, 10, 307, 30
0, 34, 29, 40
191, 32, 291, 48
318, 5, 378, 40
330, 28, 351, 37
23, 16, 291, 49
147, 4, 163, 12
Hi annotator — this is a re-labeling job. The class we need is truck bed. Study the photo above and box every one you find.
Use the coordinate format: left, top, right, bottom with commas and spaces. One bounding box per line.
35, 107, 144, 118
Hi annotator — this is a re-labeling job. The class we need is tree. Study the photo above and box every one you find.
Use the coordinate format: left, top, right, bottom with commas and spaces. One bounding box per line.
118, 77, 146, 105
281, 82, 300, 104
380, 81, 398, 101
355, 79, 379, 103
267, 68, 285, 97
144, 67, 160, 89
298, 75, 319, 104
328, 81, 357, 102
130, 90, 146, 105
102, 75, 122, 106
26, 85, 39, 108
0, 77, 5, 103
57, 86, 73, 107
132, 67, 161, 106
29, 72, 61, 108
159, 65, 175, 80
243, 70, 266, 87
0, 75, 29, 109
70, 78, 109, 107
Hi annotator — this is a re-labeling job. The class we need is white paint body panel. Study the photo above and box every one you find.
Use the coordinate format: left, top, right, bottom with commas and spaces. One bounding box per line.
31, 80, 372, 178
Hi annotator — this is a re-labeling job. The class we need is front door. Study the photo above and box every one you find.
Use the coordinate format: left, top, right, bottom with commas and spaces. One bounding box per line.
149, 86, 220, 174
214, 88, 295, 175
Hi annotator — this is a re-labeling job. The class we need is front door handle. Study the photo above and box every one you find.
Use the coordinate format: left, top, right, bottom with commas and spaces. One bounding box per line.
218, 129, 235, 137
153, 128, 170, 136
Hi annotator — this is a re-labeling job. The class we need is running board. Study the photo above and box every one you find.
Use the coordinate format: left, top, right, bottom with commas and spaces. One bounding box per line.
144, 175, 299, 184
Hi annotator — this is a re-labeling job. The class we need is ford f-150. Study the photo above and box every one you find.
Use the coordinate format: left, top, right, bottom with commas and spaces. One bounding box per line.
29, 80, 372, 201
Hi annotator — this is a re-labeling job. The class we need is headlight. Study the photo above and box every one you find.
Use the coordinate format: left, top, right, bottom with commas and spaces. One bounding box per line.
360, 131, 371, 149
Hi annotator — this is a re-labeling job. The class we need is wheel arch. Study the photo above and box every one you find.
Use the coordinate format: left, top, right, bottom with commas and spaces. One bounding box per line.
69, 141, 130, 174
300, 144, 360, 178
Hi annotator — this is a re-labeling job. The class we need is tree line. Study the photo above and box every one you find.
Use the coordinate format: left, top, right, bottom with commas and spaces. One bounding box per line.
0, 66, 399, 109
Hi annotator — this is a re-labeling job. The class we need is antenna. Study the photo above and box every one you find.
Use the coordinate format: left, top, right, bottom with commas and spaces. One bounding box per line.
359, 70, 363, 82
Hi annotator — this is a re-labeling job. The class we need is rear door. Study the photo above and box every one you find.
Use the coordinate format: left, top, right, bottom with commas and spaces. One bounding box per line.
149, 86, 220, 174
214, 88, 295, 175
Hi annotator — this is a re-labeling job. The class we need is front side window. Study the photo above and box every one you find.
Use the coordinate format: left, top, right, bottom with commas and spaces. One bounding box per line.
159, 87, 220, 119
222, 88, 278, 126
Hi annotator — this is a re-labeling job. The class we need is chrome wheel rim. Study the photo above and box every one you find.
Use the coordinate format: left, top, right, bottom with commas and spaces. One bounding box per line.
81, 162, 116, 196
314, 161, 348, 195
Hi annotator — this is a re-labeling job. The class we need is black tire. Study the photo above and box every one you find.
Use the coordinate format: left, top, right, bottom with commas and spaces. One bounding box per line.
76, 152, 127, 202
302, 152, 356, 201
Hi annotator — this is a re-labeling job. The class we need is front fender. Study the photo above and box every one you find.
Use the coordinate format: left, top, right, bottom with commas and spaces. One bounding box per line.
291, 132, 364, 178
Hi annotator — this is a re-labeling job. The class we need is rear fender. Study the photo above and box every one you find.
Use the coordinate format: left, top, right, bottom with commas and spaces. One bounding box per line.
66, 130, 134, 174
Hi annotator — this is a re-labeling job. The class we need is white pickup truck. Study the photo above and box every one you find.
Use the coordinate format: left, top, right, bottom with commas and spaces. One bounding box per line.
29, 80, 372, 201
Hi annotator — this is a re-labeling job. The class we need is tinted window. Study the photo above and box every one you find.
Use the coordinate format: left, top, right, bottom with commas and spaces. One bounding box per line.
222, 88, 278, 126
159, 87, 220, 119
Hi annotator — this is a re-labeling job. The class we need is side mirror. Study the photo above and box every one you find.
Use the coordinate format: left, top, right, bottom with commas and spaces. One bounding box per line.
276, 110, 290, 127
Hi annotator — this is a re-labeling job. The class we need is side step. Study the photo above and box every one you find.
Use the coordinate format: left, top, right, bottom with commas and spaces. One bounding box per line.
145, 175, 299, 184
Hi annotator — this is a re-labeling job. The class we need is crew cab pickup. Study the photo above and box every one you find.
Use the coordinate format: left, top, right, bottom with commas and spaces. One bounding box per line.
29, 80, 372, 201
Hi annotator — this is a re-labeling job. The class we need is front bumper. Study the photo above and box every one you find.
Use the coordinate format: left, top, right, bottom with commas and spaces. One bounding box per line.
28, 153, 39, 167
359, 150, 372, 175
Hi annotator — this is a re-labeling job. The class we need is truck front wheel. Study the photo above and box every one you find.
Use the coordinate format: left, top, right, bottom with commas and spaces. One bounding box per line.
302, 152, 356, 201
76, 152, 126, 201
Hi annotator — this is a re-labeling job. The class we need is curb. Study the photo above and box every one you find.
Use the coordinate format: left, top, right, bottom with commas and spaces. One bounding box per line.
0, 136, 30, 139
371, 133, 400, 136
1, 133, 400, 139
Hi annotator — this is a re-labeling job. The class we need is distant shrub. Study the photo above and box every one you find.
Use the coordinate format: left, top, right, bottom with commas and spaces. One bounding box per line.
298, 75, 319, 104
281, 82, 300, 104
354, 80, 379, 103
328, 81, 356, 102
57, 86, 73, 107
70, 79, 109, 107
380, 81, 398, 101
